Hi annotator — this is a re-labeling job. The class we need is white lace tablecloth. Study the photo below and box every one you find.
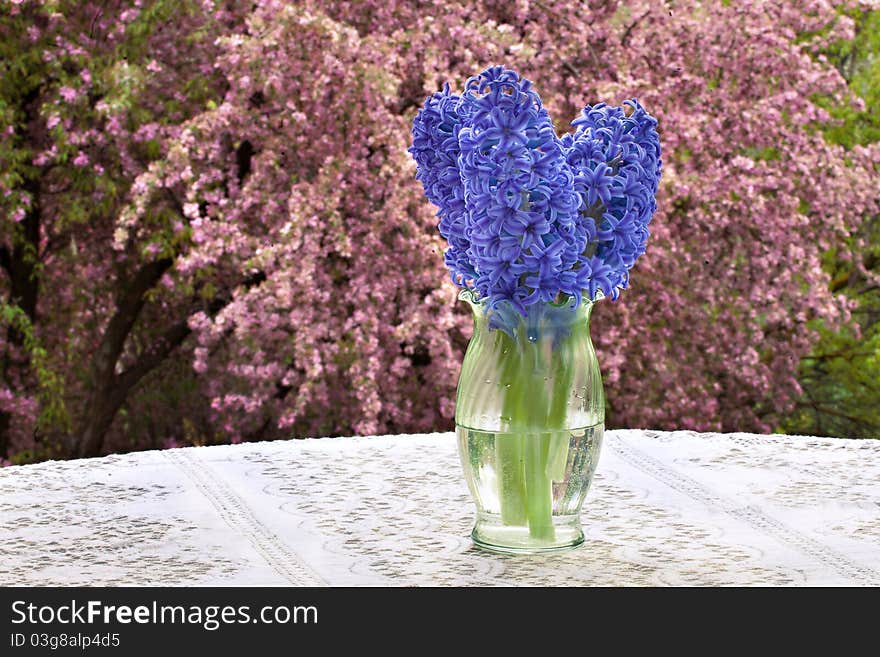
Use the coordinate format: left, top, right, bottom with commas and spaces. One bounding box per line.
1, 430, 878, 586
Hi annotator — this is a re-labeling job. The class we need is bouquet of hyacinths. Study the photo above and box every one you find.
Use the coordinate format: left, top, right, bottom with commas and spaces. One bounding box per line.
410, 66, 661, 543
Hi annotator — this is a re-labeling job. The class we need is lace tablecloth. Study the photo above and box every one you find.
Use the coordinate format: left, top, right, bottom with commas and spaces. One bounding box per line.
1, 430, 878, 586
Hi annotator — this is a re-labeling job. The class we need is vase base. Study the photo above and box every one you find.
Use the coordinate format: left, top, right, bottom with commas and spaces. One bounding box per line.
470, 512, 585, 554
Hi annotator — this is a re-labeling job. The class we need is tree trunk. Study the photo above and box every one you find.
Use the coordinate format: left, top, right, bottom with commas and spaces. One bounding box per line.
76, 384, 128, 459
75, 259, 172, 458
74, 264, 265, 458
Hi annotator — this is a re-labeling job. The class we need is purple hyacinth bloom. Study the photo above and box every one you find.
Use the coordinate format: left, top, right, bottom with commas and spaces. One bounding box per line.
409, 67, 662, 323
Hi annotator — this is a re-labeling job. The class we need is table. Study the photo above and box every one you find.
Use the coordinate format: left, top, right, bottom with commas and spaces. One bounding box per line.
1, 430, 878, 586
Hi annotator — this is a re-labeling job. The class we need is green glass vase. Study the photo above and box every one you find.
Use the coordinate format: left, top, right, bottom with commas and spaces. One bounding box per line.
455, 290, 605, 553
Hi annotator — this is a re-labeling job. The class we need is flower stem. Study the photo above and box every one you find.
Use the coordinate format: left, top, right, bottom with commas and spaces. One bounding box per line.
496, 332, 528, 526
494, 326, 578, 540
524, 431, 554, 539
496, 434, 528, 526
545, 341, 573, 481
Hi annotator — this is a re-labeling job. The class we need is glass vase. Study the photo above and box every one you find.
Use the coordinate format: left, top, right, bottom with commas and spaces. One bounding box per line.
455, 290, 605, 553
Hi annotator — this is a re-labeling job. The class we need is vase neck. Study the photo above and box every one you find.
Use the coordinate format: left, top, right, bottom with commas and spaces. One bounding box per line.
460, 290, 593, 346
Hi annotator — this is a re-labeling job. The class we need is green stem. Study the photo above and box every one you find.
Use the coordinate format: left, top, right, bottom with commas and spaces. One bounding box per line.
521, 339, 554, 540
496, 332, 527, 526
524, 431, 554, 540
494, 323, 578, 540
545, 340, 574, 481
496, 434, 527, 525
545, 430, 570, 482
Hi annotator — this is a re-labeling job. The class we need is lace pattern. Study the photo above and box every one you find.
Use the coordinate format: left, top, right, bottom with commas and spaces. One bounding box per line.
1, 430, 877, 586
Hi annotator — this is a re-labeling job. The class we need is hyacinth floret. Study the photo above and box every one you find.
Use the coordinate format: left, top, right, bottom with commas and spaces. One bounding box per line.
409, 66, 662, 324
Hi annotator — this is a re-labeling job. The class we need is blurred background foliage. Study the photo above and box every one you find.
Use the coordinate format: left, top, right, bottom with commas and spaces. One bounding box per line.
786, 5, 880, 438
0, 1, 878, 465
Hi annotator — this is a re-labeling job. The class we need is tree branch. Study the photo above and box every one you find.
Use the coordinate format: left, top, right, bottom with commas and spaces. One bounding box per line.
795, 400, 870, 427
95, 258, 174, 373
121, 267, 268, 407
116, 319, 191, 394
802, 351, 876, 361
621, 10, 652, 47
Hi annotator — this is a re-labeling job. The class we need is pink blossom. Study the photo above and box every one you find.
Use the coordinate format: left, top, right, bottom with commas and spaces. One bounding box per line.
58, 86, 77, 103
119, 9, 141, 23
182, 202, 200, 219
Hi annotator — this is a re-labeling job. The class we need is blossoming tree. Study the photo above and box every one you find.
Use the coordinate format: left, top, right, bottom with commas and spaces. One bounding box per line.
1, 0, 877, 462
